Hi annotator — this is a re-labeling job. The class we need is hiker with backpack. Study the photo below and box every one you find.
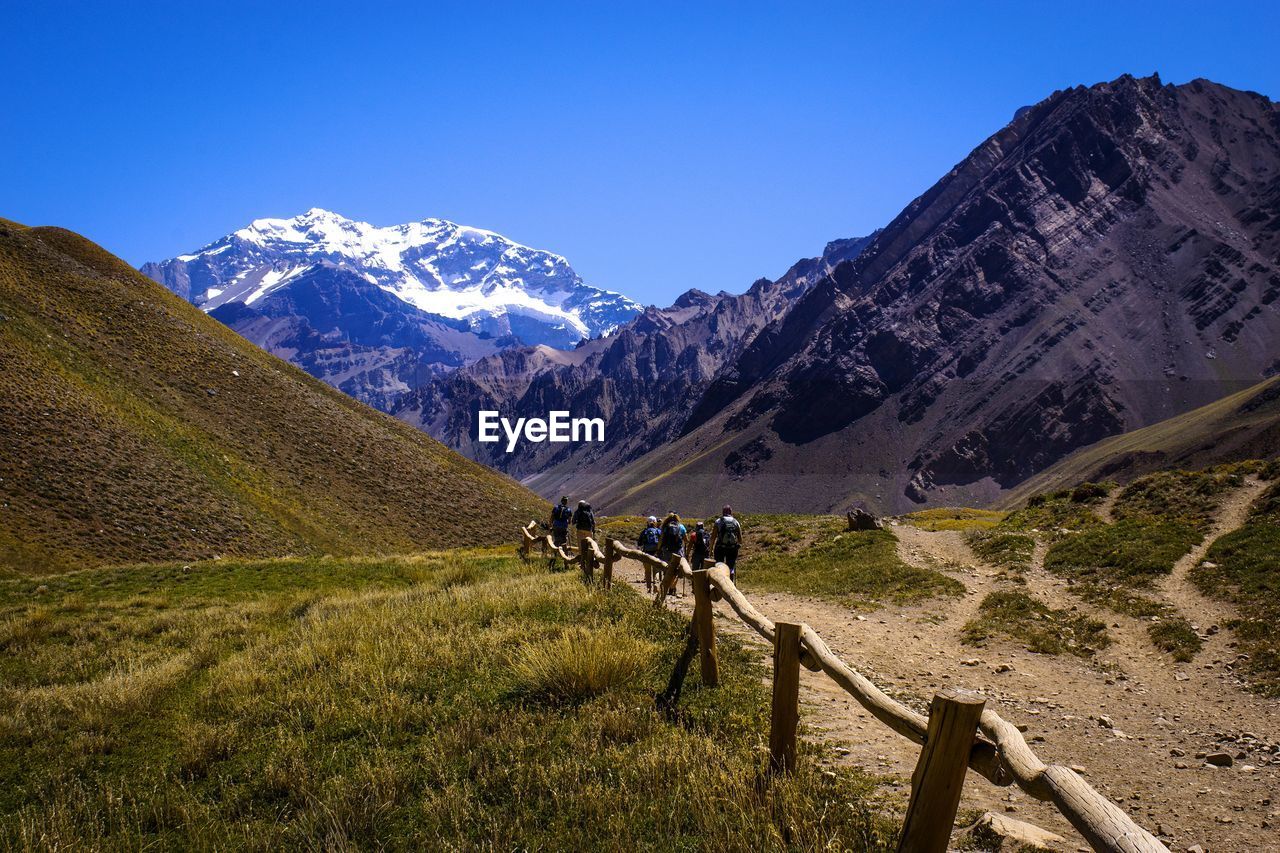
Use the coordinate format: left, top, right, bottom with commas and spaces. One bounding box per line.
549, 496, 572, 550
571, 500, 596, 550
657, 511, 688, 598
688, 520, 710, 570
637, 516, 662, 555
658, 512, 686, 561
710, 505, 742, 581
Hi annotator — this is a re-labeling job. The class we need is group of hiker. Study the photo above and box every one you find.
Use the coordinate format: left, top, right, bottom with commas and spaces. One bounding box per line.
636, 505, 742, 580
548, 496, 595, 551
547, 496, 744, 580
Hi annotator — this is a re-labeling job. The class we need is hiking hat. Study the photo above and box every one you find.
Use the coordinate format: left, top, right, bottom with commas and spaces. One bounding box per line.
696, 521, 704, 528
648, 515, 657, 524
560, 496, 569, 504
578, 500, 587, 508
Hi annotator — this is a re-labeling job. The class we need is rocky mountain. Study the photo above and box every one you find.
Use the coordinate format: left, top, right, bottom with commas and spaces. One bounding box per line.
589, 75, 1280, 515
0, 218, 545, 573
207, 263, 502, 411
141, 209, 640, 409
394, 233, 876, 494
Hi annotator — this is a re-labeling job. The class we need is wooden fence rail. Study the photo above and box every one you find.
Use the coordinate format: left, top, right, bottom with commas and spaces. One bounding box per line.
517, 521, 1168, 853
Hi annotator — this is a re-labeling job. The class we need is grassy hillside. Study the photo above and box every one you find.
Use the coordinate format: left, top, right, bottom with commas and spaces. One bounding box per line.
1005, 376, 1280, 505
0, 549, 894, 848
0, 219, 545, 574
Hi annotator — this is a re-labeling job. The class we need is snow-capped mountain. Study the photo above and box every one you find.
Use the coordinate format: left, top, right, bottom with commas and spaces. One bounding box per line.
142, 208, 640, 348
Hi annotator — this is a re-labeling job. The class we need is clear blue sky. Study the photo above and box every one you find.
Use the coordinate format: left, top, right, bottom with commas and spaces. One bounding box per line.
3, 1, 1278, 306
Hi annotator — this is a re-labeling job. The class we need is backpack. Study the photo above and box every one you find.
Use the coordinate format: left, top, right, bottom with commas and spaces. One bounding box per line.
574, 508, 594, 530
690, 528, 709, 554
661, 522, 683, 553
718, 517, 741, 548
552, 505, 572, 528
640, 526, 662, 552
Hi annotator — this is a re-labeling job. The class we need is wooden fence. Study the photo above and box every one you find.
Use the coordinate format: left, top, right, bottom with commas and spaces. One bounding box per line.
519, 521, 1169, 853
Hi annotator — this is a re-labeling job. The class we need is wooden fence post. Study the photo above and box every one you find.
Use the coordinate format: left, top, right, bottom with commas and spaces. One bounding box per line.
602, 539, 615, 589
581, 540, 595, 585
691, 568, 719, 686
769, 621, 803, 774
897, 688, 987, 853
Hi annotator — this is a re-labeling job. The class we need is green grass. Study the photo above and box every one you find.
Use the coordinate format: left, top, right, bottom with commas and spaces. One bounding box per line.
999, 482, 1111, 535
0, 548, 896, 848
1042, 467, 1243, 590
1192, 481, 1280, 695
961, 590, 1109, 657
1147, 617, 1203, 663
1012, 465, 1250, 664
734, 516, 963, 608
965, 531, 1035, 570
1111, 466, 1247, 529
1043, 518, 1202, 587
899, 508, 1005, 532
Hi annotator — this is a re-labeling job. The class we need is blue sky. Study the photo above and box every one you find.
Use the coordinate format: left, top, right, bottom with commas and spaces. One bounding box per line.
3, 1, 1278, 306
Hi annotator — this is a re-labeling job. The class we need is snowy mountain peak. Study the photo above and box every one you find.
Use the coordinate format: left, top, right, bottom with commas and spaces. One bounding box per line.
144, 210, 640, 348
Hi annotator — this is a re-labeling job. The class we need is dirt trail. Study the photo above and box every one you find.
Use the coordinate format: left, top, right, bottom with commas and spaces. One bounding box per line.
1095, 489, 1121, 524
1156, 477, 1269, 663
613, 487, 1280, 851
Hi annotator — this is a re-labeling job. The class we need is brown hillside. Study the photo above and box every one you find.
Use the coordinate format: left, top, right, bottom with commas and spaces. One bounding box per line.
0, 219, 545, 574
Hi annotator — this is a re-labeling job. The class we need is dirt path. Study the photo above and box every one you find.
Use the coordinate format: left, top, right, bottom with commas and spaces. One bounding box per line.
1156, 477, 1270, 668
613, 487, 1280, 851
1095, 488, 1121, 524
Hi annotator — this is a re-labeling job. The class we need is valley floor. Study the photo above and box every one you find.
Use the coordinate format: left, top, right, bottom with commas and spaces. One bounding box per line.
615, 481, 1280, 851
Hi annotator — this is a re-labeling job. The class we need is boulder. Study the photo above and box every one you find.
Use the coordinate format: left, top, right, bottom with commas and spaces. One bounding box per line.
846, 508, 882, 531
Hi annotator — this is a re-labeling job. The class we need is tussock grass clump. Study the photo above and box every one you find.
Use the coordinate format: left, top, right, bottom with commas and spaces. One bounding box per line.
961, 590, 1109, 657
901, 507, 1005, 532
511, 626, 654, 704
1112, 467, 1245, 530
1043, 466, 1243, 590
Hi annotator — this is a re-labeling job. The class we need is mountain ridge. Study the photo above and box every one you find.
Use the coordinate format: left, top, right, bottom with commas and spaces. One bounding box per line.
589, 74, 1280, 515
